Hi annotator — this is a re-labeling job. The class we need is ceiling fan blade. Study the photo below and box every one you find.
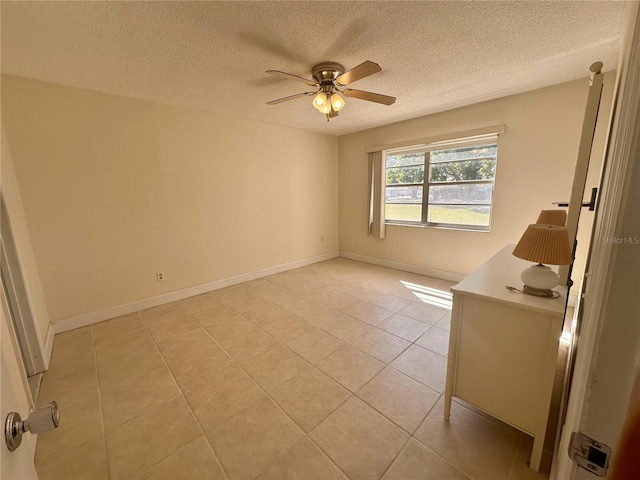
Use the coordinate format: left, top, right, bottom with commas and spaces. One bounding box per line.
266, 70, 318, 87
343, 89, 396, 106
266, 92, 316, 105
329, 108, 339, 118
335, 60, 382, 85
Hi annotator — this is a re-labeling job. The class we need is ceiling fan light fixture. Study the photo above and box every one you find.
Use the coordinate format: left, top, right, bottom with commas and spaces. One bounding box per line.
318, 103, 332, 114
330, 93, 345, 111
312, 92, 327, 110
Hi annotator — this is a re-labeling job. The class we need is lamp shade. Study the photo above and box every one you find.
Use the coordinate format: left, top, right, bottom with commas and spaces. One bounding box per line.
536, 210, 567, 227
312, 93, 327, 110
330, 93, 345, 111
318, 103, 331, 114
512, 224, 573, 266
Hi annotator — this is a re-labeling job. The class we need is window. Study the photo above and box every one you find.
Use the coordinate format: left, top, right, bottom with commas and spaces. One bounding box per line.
385, 137, 498, 230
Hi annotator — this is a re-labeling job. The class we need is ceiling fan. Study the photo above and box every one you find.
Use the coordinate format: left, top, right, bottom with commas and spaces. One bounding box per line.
266, 60, 396, 121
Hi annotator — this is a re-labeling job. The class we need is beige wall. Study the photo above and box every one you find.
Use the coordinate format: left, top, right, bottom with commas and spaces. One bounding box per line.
2, 72, 615, 325
1, 75, 339, 323
338, 74, 615, 281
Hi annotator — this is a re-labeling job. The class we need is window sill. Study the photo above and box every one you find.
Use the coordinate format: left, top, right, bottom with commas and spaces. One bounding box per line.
385, 221, 491, 233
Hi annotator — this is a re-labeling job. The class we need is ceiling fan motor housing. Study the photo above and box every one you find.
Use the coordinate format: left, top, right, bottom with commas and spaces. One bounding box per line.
312, 62, 345, 85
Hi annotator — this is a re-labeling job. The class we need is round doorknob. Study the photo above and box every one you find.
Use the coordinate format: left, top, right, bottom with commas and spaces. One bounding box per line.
5, 401, 60, 452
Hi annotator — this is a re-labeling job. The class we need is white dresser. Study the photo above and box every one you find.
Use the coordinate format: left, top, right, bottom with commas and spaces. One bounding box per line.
444, 244, 567, 472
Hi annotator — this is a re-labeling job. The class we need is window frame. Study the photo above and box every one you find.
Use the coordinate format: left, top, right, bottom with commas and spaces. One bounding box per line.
384, 136, 499, 231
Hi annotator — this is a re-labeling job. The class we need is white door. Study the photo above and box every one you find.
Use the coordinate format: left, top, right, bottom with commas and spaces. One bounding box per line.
1, 280, 39, 479
1, 197, 46, 376
554, 3, 640, 478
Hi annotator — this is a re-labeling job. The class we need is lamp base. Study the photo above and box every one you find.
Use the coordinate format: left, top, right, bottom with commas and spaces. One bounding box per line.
522, 285, 557, 298
521, 264, 559, 290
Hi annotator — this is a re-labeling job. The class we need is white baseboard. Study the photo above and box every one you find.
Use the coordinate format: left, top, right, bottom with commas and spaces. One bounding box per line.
339, 251, 465, 283
52, 251, 339, 334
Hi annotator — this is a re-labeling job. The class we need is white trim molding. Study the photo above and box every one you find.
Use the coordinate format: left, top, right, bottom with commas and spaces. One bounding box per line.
42, 323, 54, 370
364, 124, 505, 154
52, 251, 339, 334
340, 251, 465, 283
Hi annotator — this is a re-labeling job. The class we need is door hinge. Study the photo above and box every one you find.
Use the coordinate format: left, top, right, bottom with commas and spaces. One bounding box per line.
568, 431, 611, 476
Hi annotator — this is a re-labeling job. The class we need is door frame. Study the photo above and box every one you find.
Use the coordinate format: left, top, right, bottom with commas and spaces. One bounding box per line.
553, 3, 640, 478
0, 195, 46, 377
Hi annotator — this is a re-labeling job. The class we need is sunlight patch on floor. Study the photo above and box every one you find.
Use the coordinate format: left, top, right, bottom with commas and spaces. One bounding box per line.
400, 281, 453, 310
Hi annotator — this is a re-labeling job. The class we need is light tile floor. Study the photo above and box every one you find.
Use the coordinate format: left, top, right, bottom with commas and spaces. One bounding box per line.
35, 258, 556, 480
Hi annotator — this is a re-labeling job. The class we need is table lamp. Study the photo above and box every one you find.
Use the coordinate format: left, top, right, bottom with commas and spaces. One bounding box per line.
512, 224, 573, 297
536, 209, 567, 227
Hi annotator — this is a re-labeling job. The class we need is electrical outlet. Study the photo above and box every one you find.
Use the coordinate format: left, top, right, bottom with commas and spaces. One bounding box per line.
156, 272, 165, 282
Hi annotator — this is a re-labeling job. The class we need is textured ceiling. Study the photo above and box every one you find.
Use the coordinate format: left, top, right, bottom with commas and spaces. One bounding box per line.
1, 1, 626, 136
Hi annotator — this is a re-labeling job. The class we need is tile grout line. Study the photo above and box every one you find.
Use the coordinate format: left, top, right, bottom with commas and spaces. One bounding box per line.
244, 303, 388, 392
189, 282, 388, 478
219, 290, 367, 374
263, 270, 448, 338
263, 275, 449, 426
184, 303, 355, 480
284, 273, 456, 479
347, 309, 448, 354
186, 283, 447, 395
225, 281, 451, 479
376, 428, 415, 480
210, 277, 453, 479
405, 393, 475, 480
348, 324, 415, 366
412, 397, 525, 480
158, 296, 238, 480
95, 305, 214, 477
353, 365, 443, 433
344, 323, 449, 473
91, 321, 112, 480
248, 284, 449, 376
138, 303, 232, 480
96, 315, 188, 478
